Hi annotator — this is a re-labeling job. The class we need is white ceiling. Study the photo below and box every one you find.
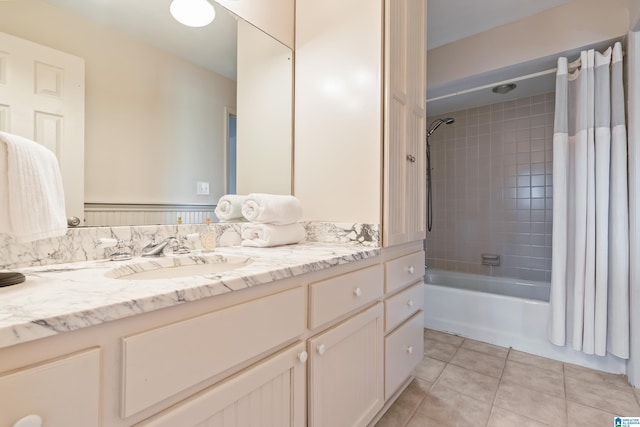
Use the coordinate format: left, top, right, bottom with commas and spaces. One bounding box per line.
43, 0, 239, 80
42, 0, 576, 78
40, 0, 580, 115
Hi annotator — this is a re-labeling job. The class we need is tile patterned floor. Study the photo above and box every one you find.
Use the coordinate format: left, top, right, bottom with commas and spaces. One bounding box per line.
375, 329, 640, 427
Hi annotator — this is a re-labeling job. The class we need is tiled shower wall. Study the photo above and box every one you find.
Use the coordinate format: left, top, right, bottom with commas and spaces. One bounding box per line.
425, 93, 554, 282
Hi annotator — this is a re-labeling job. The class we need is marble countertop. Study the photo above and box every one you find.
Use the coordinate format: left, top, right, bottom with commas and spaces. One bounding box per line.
0, 242, 380, 350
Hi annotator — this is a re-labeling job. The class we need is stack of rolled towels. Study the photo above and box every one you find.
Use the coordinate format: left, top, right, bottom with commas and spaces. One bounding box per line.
214, 193, 305, 247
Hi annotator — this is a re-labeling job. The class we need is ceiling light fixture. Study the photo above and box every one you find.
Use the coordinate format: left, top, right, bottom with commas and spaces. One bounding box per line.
492, 83, 517, 95
170, 0, 216, 28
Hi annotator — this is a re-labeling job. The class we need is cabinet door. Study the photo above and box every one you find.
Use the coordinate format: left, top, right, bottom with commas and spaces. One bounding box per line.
308, 303, 384, 427
137, 342, 307, 427
0, 348, 100, 427
383, 0, 427, 247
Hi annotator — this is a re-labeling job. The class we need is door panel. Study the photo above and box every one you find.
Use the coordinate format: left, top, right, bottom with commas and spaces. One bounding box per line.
0, 32, 85, 222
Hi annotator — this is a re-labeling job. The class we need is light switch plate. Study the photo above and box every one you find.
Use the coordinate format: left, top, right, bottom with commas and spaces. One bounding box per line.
196, 181, 210, 195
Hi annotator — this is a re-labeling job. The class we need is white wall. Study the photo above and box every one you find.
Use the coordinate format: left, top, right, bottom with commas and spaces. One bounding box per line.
627, 30, 640, 387
625, 0, 640, 388
236, 20, 293, 195
0, 0, 236, 206
294, 0, 383, 224
428, 0, 629, 92
623, 0, 640, 30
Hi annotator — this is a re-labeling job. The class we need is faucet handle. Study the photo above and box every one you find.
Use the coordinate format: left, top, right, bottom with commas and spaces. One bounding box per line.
96, 238, 132, 261
110, 239, 133, 261
173, 235, 191, 254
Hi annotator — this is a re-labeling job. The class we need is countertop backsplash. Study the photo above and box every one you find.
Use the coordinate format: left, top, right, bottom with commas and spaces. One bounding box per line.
1, 222, 380, 270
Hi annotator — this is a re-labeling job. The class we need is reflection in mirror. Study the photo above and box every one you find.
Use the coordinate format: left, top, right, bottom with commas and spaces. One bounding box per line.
0, 0, 292, 226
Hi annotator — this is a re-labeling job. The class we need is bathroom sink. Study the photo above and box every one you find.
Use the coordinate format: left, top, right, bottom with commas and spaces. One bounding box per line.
106, 254, 252, 280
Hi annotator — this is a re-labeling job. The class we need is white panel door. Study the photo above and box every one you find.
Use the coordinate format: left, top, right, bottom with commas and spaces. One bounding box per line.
0, 32, 85, 223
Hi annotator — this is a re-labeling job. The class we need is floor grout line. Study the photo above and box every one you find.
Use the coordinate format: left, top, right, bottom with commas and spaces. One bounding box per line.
401, 392, 427, 427
483, 346, 511, 427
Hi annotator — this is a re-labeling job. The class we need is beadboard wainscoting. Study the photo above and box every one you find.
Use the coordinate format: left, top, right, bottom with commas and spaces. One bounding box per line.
84, 204, 217, 226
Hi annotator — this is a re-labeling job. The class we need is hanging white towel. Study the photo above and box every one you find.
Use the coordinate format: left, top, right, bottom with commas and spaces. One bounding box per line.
214, 194, 248, 222
241, 223, 305, 247
241, 193, 303, 225
0, 131, 67, 243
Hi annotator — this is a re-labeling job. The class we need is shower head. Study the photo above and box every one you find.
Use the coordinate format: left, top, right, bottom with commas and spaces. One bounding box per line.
425, 117, 454, 234
427, 117, 455, 138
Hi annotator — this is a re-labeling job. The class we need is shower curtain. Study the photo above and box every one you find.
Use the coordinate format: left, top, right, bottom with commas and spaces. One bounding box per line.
549, 42, 630, 358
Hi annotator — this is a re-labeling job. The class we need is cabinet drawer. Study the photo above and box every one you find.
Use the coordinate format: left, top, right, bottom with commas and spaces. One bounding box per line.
0, 348, 100, 427
137, 342, 307, 427
385, 251, 424, 293
309, 264, 383, 329
385, 282, 424, 332
122, 287, 305, 417
384, 311, 424, 399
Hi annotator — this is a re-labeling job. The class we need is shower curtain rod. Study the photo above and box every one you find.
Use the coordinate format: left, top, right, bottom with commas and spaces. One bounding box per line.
426, 68, 557, 104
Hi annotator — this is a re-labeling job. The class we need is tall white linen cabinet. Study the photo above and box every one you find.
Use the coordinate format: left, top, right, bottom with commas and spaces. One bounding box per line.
295, 0, 427, 425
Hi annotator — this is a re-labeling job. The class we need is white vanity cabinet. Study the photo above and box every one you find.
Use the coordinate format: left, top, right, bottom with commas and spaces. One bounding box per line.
0, 276, 310, 427
304, 246, 425, 427
0, 244, 426, 427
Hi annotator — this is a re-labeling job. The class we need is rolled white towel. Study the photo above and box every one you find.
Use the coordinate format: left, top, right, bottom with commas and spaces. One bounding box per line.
241, 223, 306, 248
241, 193, 302, 225
214, 194, 248, 222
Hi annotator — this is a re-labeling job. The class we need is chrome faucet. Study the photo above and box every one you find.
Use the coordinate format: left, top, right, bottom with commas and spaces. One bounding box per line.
141, 237, 190, 257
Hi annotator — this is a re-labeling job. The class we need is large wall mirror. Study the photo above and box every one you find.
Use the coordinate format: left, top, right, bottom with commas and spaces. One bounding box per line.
0, 0, 293, 226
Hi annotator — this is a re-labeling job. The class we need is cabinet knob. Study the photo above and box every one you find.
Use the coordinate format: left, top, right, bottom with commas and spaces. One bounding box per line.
317, 344, 327, 355
13, 415, 42, 427
405, 345, 414, 355
406, 299, 414, 307
406, 266, 415, 274
67, 216, 81, 227
406, 154, 416, 163
353, 287, 362, 297
298, 351, 308, 363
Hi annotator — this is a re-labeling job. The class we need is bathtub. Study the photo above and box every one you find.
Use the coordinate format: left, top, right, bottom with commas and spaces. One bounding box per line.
423, 269, 626, 374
